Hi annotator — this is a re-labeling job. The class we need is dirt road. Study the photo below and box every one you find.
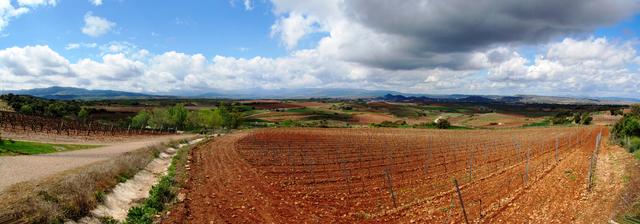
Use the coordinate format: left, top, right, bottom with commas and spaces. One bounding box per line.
0, 134, 196, 192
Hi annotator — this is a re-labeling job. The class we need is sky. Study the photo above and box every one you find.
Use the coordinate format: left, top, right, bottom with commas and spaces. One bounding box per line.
1, 0, 640, 98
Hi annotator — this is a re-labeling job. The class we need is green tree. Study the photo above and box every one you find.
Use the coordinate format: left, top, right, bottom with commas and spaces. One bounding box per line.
612, 115, 640, 139
77, 108, 89, 123
148, 108, 170, 129
168, 104, 188, 129
20, 104, 33, 114
131, 110, 151, 128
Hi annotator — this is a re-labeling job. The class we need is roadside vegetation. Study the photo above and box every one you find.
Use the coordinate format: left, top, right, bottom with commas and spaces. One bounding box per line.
610, 104, 640, 222
0, 140, 99, 156
0, 142, 170, 223
611, 104, 640, 152
125, 139, 195, 223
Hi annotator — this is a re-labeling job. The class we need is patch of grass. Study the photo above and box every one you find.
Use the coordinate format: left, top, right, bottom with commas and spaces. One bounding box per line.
564, 169, 577, 181
94, 190, 106, 203
99, 216, 120, 224
117, 172, 135, 183
522, 119, 552, 128
634, 150, 640, 162
0, 140, 100, 156
285, 107, 315, 113
627, 137, 640, 153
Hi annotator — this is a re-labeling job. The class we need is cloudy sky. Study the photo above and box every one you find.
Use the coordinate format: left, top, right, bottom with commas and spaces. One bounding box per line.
1, 0, 640, 97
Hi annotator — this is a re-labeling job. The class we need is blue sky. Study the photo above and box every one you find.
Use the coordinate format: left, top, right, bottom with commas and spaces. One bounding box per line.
1, 0, 639, 97
1, 0, 289, 60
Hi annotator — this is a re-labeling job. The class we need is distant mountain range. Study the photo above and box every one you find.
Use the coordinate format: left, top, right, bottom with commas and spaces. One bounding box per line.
195, 88, 405, 99
378, 94, 640, 105
0, 86, 161, 100
1, 86, 638, 104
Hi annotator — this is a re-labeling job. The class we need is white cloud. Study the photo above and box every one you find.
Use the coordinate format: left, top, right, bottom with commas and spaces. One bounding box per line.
0, 45, 71, 77
243, 0, 253, 10
270, 12, 318, 49
488, 37, 640, 95
2, 36, 640, 97
65, 42, 97, 50
72, 53, 145, 81
229, 0, 254, 11
16, 0, 56, 7
0, 0, 30, 31
89, 0, 102, 6
82, 11, 115, 37
268, 0, 640, 70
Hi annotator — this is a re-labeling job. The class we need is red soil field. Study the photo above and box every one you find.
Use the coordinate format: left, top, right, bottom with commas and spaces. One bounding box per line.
164, 126, 625, 223
290, 102, 328, 107
352, 113, 397, 124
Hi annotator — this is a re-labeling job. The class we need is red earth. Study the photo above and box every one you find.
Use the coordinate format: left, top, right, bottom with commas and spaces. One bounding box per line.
163, 127, 633, 223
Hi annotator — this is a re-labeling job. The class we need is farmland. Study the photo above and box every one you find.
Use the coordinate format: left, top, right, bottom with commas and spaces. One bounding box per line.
164, 126, 623, 223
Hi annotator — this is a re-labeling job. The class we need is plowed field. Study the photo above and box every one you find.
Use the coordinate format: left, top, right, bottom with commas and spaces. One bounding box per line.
164, 127, 628, 223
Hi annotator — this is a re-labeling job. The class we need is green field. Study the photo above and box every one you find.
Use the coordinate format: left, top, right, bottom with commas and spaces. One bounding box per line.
0, 140, 100, 156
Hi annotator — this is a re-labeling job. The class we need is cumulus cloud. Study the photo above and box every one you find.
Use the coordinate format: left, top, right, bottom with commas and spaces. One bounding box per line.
89, 0, 102, 6
0, 45, 71, 77
488, 37, 640, 95
2, 38, 638, 97
0, 0, 30, 31
270, 0, 640, 70
82, 11, 115, 37
270, 12, 319, 49
2, 2, 640, 97
71, 53, 145, 81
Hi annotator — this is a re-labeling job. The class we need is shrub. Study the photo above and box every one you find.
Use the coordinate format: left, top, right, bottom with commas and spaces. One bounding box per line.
632, 104, 640, 116
581, 113, 593, 125
436, 119, 450, 129
612, 115, 640, 140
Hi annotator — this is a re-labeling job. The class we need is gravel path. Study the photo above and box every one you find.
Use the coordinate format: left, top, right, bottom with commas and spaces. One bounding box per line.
0, 134, 196, 192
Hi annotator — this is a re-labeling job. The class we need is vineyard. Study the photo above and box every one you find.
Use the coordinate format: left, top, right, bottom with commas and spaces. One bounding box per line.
0, 111, 172, 137
165, 126, 609, 223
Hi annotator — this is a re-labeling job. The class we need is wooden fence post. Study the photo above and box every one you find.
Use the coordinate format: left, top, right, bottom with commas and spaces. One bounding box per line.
587, 132, 603, 191
454, 179, 469, 224
384, 168, 397, 208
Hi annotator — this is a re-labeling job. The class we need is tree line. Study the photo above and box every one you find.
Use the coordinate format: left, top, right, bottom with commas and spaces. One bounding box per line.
129, 102, 243, 133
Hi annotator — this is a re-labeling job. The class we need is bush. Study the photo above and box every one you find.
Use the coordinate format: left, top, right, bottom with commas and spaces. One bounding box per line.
126, 206, 156, 224
612, 115, 640, 140
436, 119, 450, 129
551, 112, 572, 125
632, 104, 640, 116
